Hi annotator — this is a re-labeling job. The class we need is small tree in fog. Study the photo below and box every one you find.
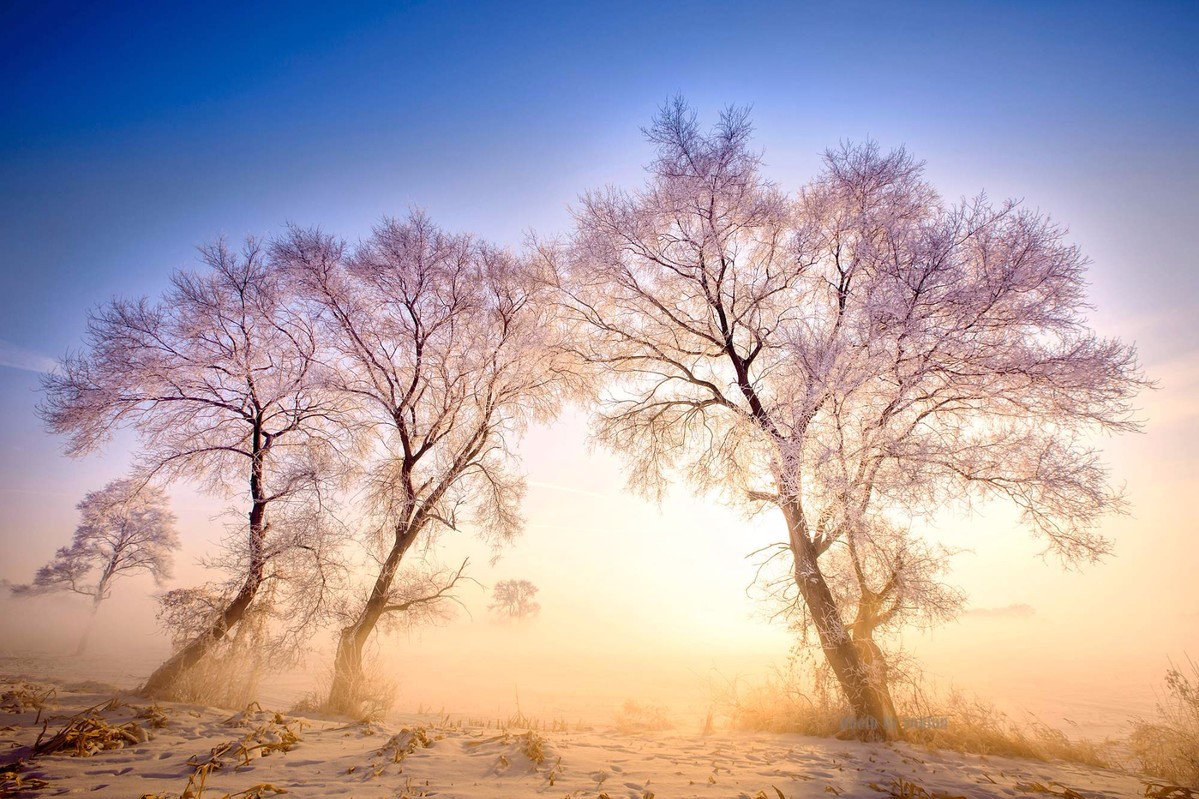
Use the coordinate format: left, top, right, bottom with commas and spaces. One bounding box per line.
40, 239, 344, 698
556, 98, 1147, 739
489, 579, 541, 620
12, 478, 179, 655
274, 213, 578, 713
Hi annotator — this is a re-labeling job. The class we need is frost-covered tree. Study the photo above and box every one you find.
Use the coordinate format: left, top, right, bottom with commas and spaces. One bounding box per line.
273, 213, 577, 713
12, 478, 179, 655
488, 579, 541, 620
556, 99, 1147, 739
40, 239, 343, 698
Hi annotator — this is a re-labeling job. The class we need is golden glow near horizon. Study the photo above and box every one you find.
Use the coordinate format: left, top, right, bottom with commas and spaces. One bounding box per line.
0, 373, 1194, 735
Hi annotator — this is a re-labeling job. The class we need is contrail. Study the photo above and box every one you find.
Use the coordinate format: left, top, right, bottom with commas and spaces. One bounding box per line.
0, 339, 57, 374
527, 480, 610, 500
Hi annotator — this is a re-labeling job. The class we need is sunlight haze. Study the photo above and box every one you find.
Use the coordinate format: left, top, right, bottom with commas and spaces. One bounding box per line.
0, 5, 1196, 796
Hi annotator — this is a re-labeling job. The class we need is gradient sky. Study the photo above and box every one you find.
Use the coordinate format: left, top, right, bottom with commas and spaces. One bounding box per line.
1, 1, 1196, 727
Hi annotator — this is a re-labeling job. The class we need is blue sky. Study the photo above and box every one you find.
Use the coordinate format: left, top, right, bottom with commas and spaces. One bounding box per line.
0, 2, 1197, 693
2, 1, 1195, 352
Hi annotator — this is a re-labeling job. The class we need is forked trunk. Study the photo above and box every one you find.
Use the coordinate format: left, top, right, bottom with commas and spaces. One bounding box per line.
851, 637, 900, 728
783, 506, 900, 741
848, 596, 901, 734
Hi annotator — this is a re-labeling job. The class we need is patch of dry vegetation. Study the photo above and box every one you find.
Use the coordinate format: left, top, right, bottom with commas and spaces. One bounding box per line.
0, 760, 49, 797
156, 587, 312, 711
290, 662, 396, 722
376, 726, 434, 764
900, 691, 1112, 768
1143, 783, 1198, 799
32, 705, 148, 757
166, 706, 302, 799
1130, 660, 1199, 789
714, 669, 847, 737
157, 641, 267, 710
614, 700, 674, 733
871, 776, 968, 798
0, 682, 55, 717
18, 696, 168, 761
0, 694, 166, 797
462, 728, 558, 784
715, 666, 1114, 768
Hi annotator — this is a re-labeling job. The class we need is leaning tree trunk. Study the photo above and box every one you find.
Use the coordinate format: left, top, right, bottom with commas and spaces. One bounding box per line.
327, 524, 420, 715
782, 505, 900, 741
140, 437, 270, 699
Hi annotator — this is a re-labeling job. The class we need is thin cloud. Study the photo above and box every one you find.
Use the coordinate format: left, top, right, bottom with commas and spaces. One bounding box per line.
962, 603, 1036, 620
0, 340, 57, 374
1145, 350, 1199, 427
527, 480, 610, 500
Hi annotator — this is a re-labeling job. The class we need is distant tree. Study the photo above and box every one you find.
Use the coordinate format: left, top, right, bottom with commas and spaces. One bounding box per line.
556, 99, 1148, 739
40, 239, 344, 698
273, 213, 578, 714
488, 579, 541, 620
12, 478, 179, 655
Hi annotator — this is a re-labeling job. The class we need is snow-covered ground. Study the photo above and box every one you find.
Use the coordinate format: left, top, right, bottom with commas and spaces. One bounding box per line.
0, 675, 1158, 799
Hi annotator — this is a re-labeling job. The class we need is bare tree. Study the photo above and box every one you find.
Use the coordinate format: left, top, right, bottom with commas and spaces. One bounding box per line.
40, 239, 343, 698
12, 478, 179, 655
555, 98, 1147, 739
273, 213, 576, 714
488, 578, 541, 620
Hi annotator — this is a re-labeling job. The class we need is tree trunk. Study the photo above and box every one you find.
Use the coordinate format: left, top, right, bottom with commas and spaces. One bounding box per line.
139, 564, 265, 698
849, 626, 900, 734
75, 597, 102, 657
77, 561, 115, 657
140, 430, 270, 699
847, 593, 901, 735
326, 524, 418, 715
327, 610, 376, 715
782, 505, 900, 741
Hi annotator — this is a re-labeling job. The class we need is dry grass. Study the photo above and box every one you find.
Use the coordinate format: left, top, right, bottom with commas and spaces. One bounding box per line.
501, 712, 574, 732
290, 663, 396, 722
714, 669, 1114, 768
1130, 659, 1199, 789
163, 651, 264, 710
422, 707, 579, 734
900, 691, 1113, 768
173, 708, 303, 798
375, 726, 434, 763
461, 728, 556, 784
0, 682, 55, 717
1143, 783, 1198, 799
714, 672, 847, 737
0, 695, 156, 797
135, 703, 171, 729
869, 776, 968, 798
614, 700, 674, 733
32, 697, 149, 757
0, 760, 49, 797
517, 729, 547, 765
